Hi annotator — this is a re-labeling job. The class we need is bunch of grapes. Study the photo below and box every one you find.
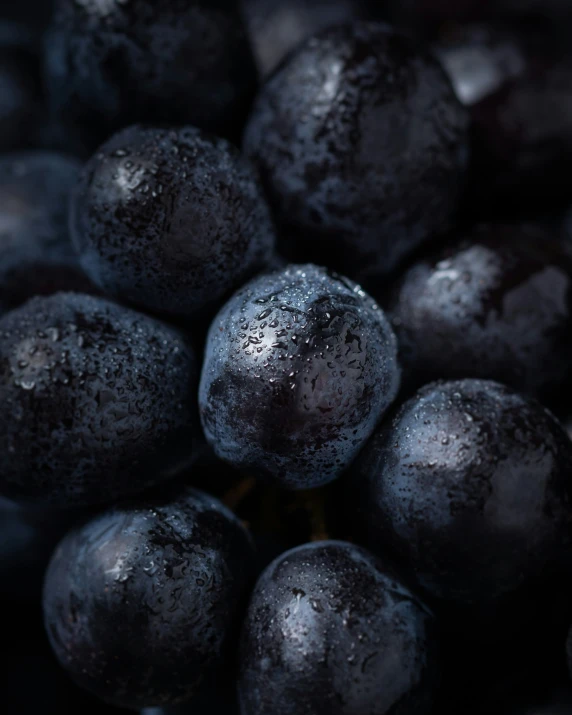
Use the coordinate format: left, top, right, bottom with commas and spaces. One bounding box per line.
3, 2, 572, 714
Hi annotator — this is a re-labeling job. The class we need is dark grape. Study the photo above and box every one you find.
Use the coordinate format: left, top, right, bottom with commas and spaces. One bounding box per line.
199, 264, 400, 489
71, 125, 275, 319
0, 152, 96, 316
239, 540, 439, 715
435, 24, 572, 212
243, 22, 469, 284
44, 0, 257, 150
349, 379, 572, 609
0, 292, 196, 507
43, 487, 253, 710
387, 223, 572, 405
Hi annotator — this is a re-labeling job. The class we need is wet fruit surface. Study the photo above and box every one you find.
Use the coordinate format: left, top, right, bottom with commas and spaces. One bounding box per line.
71, 124, 275, 319
0, 292, 196, 507
43, 487, 254, 709
239, 541, 439, 715
388, 223, 572, 406
199, 264, 400, 489
244, 22, 470, 283
3, 3, 572, 712
350, 379, 572, 608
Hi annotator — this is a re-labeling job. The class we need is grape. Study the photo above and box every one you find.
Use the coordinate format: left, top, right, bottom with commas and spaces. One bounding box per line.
387, 223, 572, 406
0, 292, 196, 507
44, 0, 256, 150
435, 24, 572, 212
43, 487, 253, 710
3, 2, 572, 709
70, 125, 275, 319
0, 152, 96, 316
199, 264, 400, 489
239, 540, 439, 715
349, 379, 572, 609
243, 22, 469, 284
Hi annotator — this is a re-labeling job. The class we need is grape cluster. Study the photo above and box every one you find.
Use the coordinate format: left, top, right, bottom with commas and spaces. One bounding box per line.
2, 2, 572, 714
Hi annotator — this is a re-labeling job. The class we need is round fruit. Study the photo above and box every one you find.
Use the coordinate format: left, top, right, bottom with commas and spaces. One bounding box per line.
71, 125, 275, 319
43, 487, 253, 709
239, 540, 439, 715
0, 292, 196, 507
244, 22, 469, 283
350, 379, 572, 607
199, 264, 400, 489
387, 223, 572, 405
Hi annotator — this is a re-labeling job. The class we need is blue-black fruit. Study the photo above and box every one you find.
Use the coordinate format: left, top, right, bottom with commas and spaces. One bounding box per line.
388, 223, 572, 406
350, 379, 572, 609
199, 264, 400, 489
43, 487, 253, 710
0, 292, 196, 507
71, 125, 275, 319
436, 24, 572, 212
0, 152, 95, 316
44, 0, 257, 150
243, 22, 469, 284
239, 540, 439, 715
